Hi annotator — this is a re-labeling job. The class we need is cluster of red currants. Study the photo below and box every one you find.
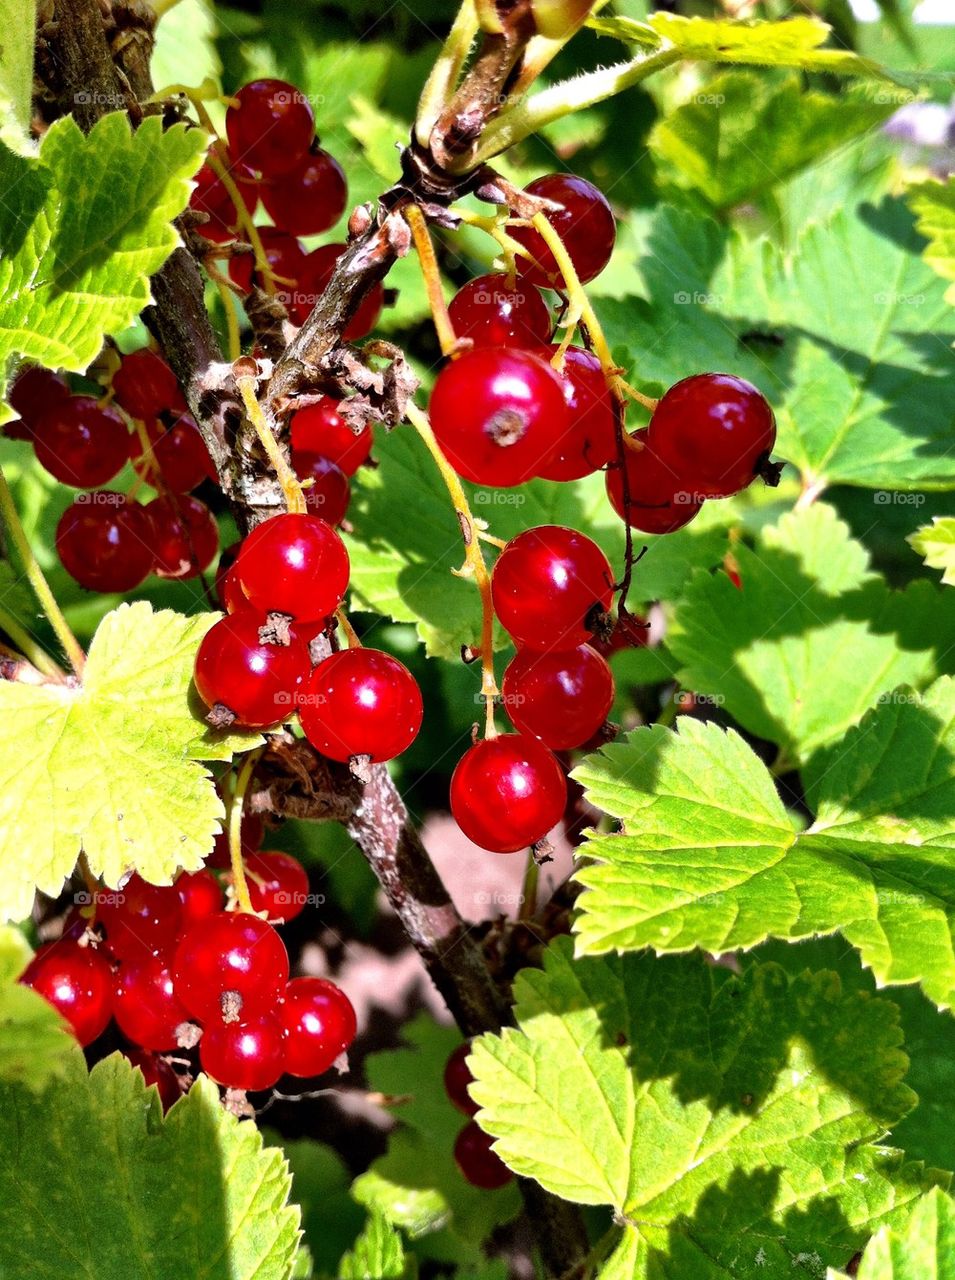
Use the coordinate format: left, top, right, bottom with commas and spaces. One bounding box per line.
8, 354, 219, 594
18, 846, 356, 1096
190, 77, 382, 336
444, 1042, 512, 1190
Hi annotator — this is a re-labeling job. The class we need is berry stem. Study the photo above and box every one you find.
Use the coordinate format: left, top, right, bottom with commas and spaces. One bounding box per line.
335, 609, 361, 649
235, 372, 306, 515
405, 204, 458, 358
0, 464, 86, 678
519, 852, 539, 922
0, 604, 62, 679
217, 277, 243, 362
228, 750, 263, 915
405, 401, 498, 732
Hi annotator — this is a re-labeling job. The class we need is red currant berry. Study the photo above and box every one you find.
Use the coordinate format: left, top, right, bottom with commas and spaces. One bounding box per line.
112, 349, 186, 420
429, 348, 568, 488
454, 1121, 513, 1189
189, 160, 258, 243
146, 494, 219, 579
450, 733, 566, 853
112, 954, 190, 1050
491, 525, 614, 652
444, 1042, 478, 1116
537, 346, 617, 482
173, 912, 289, 1022
131, 414, 214, 493
510, 174, 615, 289
176, 868, 223, 926
502, 644, 614, 750
194, 610, 309, 728
125, 1049, 183, 1111
228, 226, 307, 299
225, 78, 315, 179
648, 373, 777, 498
299, 649, 423, 764
20, 942, 113, 1046
290, 398, 372, 476
56, 494, 154, 594
280, 977, 357, 1078
236, 513, 350, 623
292, 244, 384, 335
215, 543, 246, 614
242, 851, 309, 922
95, 875, 182, 963
200, 1013, 286, 1091
8, 365, 70, 433
292, 451, 350, 525
447, 274, 552, 350
260, 147, 347, 237
33, 396, 129, 488
209, 809, 265, 869
605, 430, 703, 535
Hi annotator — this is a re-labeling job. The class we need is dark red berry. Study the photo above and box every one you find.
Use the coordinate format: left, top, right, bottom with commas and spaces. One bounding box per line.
131, 414, 214, 493
228, 226, 307, 300
243, 851, 309, 922
236, 512, 350, 623
429, 348, 568, 488
448, 274, 552, 350
299, 648, 423, 764
290, 398, 372, 476
292, 244, 384, 335
280, 977, 357, 1078
172, 912, 289, 1022
502, 644, 614, 750
33, 397, 129, 488
95, 875, 182, 963
189, 160, 258, 243
454, 1121, 513, 1189
260, 147, 347, 237
200, 1013, 286, 1091
444, 1042, 478, 1116
125, 1049, 183, 1111
510, 173, 615, 289
292, 451, 350, 525
491, 525, 614, 652
112, 350, 186, 419
176, 868, 223, 925
146, 494, 219, 579
8, 365, 70, 433
56, 493, 154, 593
225, 78, 315, 179
648, 373, 777, 498
194, 610, 309, 728
112, 954, 189, 1050
537, 346, 617, 481
450, 733, 566, 853
20, 942, 113, 1046
605, 429, 703, 535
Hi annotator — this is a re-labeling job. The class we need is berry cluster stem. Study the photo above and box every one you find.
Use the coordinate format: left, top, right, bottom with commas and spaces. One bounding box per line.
405, 204, 458, 358
228, 749, 263, 915
0, 604, 61, 679
235, 373, 306, 515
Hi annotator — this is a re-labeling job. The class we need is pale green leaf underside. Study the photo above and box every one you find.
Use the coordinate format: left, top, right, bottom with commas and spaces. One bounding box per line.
909, 518, 955, 587
907, 177, 955, 304
831, 1187, 955, 1279
0, 0, 37, 155
0, 602, 260, 921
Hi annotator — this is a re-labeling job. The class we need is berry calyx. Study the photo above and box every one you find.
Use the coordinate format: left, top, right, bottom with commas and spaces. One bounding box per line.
200, 1013, 286, 1092
225, 78, 315, 179
605, 429, 703, 535
112, 349, 186, 420
33, 397, 129, 488
502, 644, 615, 750
444, 1042, 478, 1116
260, 147, 348, 237
279, 977, 357, 1078
290, 398, 372, 475
235, 512, 350, 623
145, 494, 219, 579
491, 525, 614, 652
292, 244, 384, 335
537, 346, 617, 482
299, 648, 423, 764
56, 494, 154, 594
131, 414, 214, 493
447, 274, 552, 350
20, 942, 113, 1046
450, 733, 567, 853
193, 610, 310, 728
172, 912, 289, 1022
454, 1120, 513, 1189
292, 451, 351, 525
647, 373, 778, 498
95, 874, 182, 962
429, 347, 568, 488
112, 954, 190, 1051
510, 173, 615, 289
242, 851, 309, 923
176, 868, 224, 925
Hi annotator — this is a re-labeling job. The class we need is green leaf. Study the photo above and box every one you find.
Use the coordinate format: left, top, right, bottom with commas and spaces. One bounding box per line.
573, 677, 955, 1012
835, 1187, 955, 1280
0, 0, 37, 155
667, 503, 955, 761
0, 113, 206, 414
907, 177, 955, 304
262, 1132, 365, 1274
0, 926, 77, 1090
151, 0, 222, 94
909, 517, 955, 587
469, 940, 943, 1278
0, 1053, 300, 1279
340, 1213, 413, 1280
0, 602, 260, 922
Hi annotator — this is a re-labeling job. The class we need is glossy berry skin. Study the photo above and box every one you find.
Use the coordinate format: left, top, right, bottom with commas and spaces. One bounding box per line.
112, 349, 186, 419
538, 346, 617, 482
429, 348, 568, 488
172, 912, 290, 1022
243, 851, 309, 922
20, 942, 113, 1046
228, 226, 307, 300
194, 610, 309, 728
292, 244, 384, 335
454, 1121, 513, 1189
447, 274, 552, 350
200, 1013, 286, 1092
292, 451, 350, 525
112, 954, 189, 1050
290, 398, 372, 475
33, 397, 129, 488
502, 644, 614, 750
146, 494, 219, 579
491, 525, 614, 652
236, 512, 350, 623
444, 1042, 478, 1116
189, 161, 258, 243
125, 1049, 182, 1112
280, 977, 357, 1078
260, 147, 348, 237
95, 875, 182, 963
56, 494, 154, 594
8, 365, 70, 434
299, 649, 423, 764
450, 734, 567, 853
176, 868, 223, 926
131, 414, 214, 493
510, 174, 615, 289
605, 429, 703, 535
215, 543, 243, 613
225, 78, 315, 179
648, 373, 777, 498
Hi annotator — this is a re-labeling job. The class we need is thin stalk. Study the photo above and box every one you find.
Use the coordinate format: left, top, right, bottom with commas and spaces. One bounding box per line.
235, 374, 306, 514
519, 854, 539, 922
0, 604, 61, 678
217, 277, 242, 362
229, 749, 264, 915
336, 609, 361, 649
415, 0, 480, 147
405, 205, 458, 358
